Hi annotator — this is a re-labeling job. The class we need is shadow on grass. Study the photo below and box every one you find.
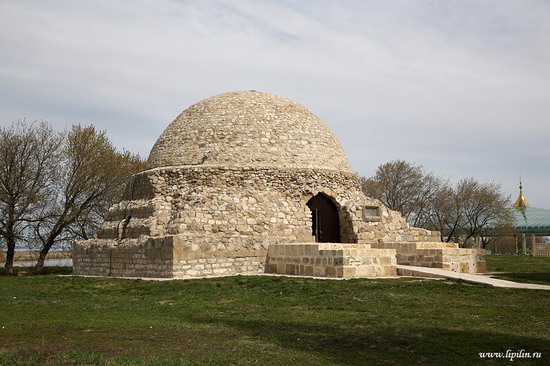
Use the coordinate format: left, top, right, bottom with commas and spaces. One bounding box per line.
492, 272, 550, 286
0, 349, 199, 366
205, 317, 549, 365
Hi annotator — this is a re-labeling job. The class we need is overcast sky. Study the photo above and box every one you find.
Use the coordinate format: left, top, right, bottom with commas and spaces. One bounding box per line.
1, 0, 549, 208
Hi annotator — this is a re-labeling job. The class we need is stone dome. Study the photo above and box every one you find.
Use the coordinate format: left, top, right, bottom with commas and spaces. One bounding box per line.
147, 91, 352, 172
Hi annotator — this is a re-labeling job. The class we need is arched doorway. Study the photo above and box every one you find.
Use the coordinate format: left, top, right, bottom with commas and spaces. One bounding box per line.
306, 194, 340, 243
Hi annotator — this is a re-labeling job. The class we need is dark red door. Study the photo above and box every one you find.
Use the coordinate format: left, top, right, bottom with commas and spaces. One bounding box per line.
306, 194, 340, 243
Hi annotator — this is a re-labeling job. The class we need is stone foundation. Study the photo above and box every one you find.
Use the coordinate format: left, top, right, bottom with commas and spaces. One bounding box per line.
265, 243, 397, 278
74, 237, 486, 278
73, 235, 266, 278
370, 242, 487, 274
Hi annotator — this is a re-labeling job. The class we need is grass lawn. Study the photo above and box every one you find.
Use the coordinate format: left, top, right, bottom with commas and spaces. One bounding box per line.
487, 255, 550, 285
1, 263, 549, 365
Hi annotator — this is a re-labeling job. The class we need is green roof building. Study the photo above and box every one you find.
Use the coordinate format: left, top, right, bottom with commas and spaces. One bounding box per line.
510, 181, 550, 256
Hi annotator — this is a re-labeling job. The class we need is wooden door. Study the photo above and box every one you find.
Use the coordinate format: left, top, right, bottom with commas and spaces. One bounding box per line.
306, 194, 340, 243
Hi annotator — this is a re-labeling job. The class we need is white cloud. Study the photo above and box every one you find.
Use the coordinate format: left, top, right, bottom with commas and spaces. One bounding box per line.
1, 0, 549, 207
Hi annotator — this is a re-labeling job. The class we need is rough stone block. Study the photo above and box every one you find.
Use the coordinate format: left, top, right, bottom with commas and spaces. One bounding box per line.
342, 267, 356, 278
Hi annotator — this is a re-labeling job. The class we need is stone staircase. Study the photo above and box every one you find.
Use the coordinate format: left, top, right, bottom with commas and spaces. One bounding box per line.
370, 242, 487, 274
265, 241, 487, 279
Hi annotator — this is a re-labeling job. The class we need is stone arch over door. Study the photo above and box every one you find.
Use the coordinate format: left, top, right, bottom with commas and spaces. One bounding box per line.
306, 193, 340, 243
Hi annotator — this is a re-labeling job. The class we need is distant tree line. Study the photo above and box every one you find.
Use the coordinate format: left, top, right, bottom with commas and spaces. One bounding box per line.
362, 160, 513, 248
0, 121, 146, 274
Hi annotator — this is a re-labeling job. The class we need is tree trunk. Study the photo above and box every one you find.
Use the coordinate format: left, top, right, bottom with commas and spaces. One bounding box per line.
34, 223, 63, 274
34, 249, 48, 274
4, 237, 16, 275
34, 242, 53, 274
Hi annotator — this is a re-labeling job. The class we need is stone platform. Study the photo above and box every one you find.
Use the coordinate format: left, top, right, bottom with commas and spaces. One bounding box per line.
265, 243, 396, 278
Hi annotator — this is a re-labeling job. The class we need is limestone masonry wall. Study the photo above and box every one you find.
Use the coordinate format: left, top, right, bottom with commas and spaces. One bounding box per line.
76, 164, 442, 278
74, 235, 266, 278
97, 166, 438, 247
73, 238, 174, 277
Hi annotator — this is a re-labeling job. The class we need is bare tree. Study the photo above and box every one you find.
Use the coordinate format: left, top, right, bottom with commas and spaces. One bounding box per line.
33, 125, 145, 272
424, 183, 461, 242
362, 160, 444, 227
456, 178, 512, 247
0, 121, 63, 273
424, 178, 512, 247
362, 160, 513, 248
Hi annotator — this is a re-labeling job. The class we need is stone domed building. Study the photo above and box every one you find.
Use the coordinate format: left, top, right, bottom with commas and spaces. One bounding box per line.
74, 91, 485, 278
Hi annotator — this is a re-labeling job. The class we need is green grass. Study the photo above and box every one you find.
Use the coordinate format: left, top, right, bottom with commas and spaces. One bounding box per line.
487, 255, 550, 285
1, 271, 549, 365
